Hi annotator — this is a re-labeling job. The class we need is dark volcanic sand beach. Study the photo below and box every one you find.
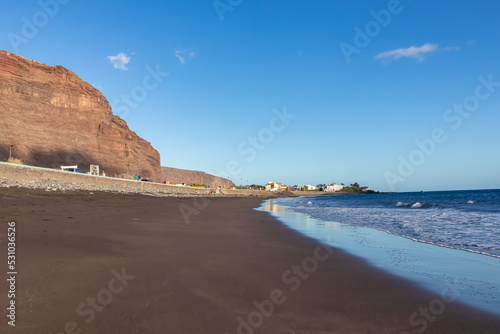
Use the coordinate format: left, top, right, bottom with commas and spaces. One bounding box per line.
1, 188, 499, 334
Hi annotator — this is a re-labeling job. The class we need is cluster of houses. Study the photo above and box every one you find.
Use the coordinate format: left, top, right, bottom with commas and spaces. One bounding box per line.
263, 181, 373, 193
264, 181, 349, 192
157, 180, 371, 193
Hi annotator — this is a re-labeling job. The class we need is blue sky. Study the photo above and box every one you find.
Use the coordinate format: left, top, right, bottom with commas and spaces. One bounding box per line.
1, 0, 500, 191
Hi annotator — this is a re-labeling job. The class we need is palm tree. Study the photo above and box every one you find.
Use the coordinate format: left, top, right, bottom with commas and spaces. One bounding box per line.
350, 182, 361, 191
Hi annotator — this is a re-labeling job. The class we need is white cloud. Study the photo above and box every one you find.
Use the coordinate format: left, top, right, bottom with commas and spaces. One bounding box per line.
175, 50, 185, 64
376, 43, 439, 61
107, 52, 131, 70
175, 49, 196, 64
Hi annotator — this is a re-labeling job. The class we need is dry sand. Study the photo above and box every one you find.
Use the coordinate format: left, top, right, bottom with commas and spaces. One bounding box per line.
0, 187, 499, 333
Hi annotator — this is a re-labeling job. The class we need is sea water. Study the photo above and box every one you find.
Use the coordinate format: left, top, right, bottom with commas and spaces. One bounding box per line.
258, 189, 500, 316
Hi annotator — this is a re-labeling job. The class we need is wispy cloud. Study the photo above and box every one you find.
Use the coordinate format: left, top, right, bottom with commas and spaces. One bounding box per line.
375, 43, 460, 62
107, 52, 131, 70
175, 50, 196, 64
376, 43, 440, 61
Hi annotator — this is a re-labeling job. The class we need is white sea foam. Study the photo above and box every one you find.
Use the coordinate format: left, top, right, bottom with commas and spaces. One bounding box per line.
260, 199, 500, 316
271, 195, 500, 258
411, 202, 423, 209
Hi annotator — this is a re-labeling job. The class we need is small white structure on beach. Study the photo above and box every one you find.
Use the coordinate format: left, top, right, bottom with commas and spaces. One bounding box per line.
90, 164, 99, 176
60, 165, 78, 170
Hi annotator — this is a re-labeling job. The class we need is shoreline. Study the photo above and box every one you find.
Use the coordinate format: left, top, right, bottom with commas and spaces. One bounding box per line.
1, 188, 499, 333
260, 200, 500, 316
266, 197, 500, 260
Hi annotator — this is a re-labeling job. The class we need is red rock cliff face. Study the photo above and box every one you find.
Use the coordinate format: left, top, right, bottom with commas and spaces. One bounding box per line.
0, 50, 161, 181
161, 166, 236, 187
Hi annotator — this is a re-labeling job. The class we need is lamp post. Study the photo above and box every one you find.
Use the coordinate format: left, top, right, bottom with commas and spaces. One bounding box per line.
126, 164, 129, 180
9, 145, 14, 159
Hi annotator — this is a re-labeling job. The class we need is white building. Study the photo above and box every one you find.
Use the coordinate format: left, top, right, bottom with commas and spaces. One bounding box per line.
265, 181, 282, 192
325, 184, 344, 192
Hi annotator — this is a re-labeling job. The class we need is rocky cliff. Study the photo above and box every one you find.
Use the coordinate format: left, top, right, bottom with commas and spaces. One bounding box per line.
0, 50, 161, 181
161, 166, 235, 187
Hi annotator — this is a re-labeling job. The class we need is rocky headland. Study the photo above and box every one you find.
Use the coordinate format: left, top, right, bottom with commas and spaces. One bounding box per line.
161, 166, 236, 187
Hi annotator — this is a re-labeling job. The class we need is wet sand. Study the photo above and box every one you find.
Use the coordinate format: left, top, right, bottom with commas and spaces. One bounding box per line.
1, 187, 499, 333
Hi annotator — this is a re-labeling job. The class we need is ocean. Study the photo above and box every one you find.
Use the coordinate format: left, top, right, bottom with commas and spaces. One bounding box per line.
259, 189, 500, 315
